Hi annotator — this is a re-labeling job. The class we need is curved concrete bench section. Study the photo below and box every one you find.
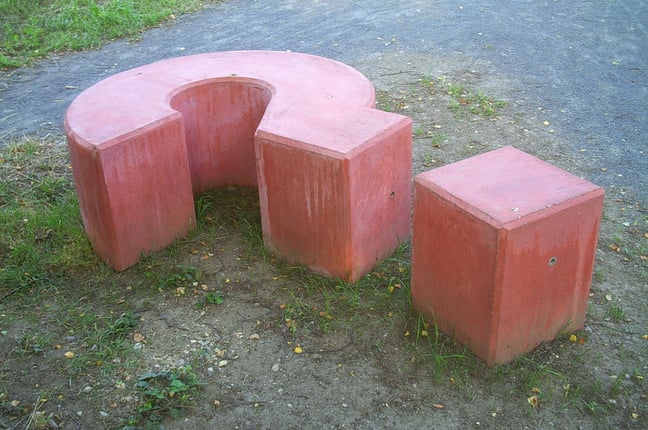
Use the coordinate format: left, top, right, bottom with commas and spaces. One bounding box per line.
65, 51, 412, 282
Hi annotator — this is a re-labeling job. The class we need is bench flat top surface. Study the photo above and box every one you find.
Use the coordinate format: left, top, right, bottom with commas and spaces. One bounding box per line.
65, 51, 376, 147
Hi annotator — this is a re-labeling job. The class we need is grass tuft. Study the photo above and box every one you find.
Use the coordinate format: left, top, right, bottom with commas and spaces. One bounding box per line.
0, 0, 217, 68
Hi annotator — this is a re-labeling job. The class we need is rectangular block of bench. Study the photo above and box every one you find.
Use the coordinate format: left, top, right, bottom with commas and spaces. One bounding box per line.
67, 116, 196, 271
256, 104, 412, 283
411, 146, 604, 365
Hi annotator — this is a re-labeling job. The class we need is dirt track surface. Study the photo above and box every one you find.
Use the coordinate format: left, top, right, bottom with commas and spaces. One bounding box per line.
0, 1, 647, 430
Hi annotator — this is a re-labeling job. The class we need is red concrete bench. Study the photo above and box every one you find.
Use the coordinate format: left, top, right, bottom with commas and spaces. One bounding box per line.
65, 51, 412, 282
411, 146, 604, 365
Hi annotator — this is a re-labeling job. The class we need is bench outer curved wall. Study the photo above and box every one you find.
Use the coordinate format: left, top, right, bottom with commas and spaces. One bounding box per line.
64, 51, 412, 282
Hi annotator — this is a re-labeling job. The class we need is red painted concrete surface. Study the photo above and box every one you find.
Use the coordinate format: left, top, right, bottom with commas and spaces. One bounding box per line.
411, 146, 605, 365
64, 51, 412, 282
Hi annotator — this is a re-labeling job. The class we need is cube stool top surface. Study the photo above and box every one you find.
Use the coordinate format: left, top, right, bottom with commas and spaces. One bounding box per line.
415, 145, 603, 228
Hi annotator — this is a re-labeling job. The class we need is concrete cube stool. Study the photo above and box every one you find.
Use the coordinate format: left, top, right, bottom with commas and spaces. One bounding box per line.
411, 146, 604, 365
65, 51, 412, 282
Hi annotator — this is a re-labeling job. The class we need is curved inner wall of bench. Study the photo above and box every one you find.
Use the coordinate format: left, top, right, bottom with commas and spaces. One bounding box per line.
169, 79, 273, 193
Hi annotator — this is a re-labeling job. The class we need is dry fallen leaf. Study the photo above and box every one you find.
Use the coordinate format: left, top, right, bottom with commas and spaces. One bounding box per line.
569, 334, 578, 342
64, 351, 75, 359
433, 403, 445, 409
527, 395, 539, 408
294, 346, 303, 354
133, 333, 145, 343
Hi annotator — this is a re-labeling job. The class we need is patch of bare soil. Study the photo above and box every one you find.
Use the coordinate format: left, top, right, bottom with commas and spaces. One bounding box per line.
1, 53, 646, 429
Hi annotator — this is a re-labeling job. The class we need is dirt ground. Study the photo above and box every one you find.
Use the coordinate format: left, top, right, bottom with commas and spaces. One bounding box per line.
0, 50, 646, 430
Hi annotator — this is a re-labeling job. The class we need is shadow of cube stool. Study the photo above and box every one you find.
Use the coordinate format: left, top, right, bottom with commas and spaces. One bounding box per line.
411, 146, 604, 365
64, 51, 412, 282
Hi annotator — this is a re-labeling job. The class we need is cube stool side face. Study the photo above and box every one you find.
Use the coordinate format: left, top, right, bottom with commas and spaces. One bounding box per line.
411, 179, 500, 360
493, 191, 605, 364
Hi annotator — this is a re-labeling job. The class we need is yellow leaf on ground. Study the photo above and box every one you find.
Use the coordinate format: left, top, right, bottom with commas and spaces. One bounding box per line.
294, 346, 303, 354
527, 395, 539, 408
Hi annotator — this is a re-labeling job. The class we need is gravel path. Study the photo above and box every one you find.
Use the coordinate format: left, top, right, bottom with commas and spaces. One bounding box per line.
0, 0, 646, 205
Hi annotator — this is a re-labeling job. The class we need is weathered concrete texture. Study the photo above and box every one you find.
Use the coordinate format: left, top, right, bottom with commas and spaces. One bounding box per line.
65, 51, 412, 281
411, 146, 605, 365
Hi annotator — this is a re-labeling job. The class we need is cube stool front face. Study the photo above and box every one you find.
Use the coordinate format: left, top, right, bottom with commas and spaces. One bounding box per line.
411, 146, 605, 365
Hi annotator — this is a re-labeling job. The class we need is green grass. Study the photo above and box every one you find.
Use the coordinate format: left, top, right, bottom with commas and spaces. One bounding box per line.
447, 83, 506, 118
0, 139, 96, 294
125, 365, 203, 429
275, 242, 412, 338
0, 0, 216, 68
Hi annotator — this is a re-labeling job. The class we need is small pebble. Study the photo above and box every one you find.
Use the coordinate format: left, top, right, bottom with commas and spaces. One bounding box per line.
82, 386, 92, 394
271, 363, 280, 372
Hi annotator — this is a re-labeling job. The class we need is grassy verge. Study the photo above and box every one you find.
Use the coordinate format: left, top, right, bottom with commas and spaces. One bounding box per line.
0, 0, 216, 68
